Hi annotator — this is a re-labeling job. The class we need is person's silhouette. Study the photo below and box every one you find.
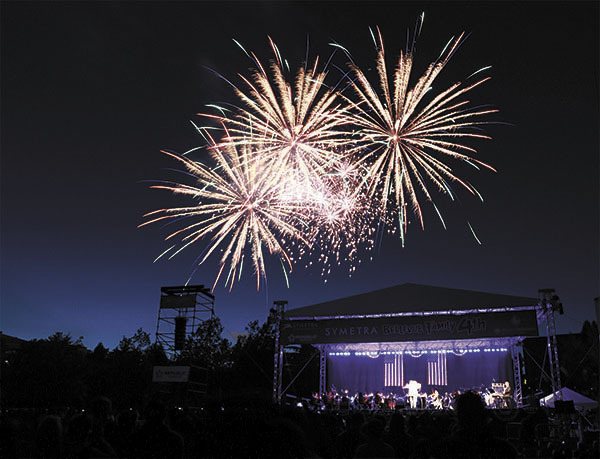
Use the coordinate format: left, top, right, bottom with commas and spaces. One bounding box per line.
354, 417, 395, 458
132, 400, 184, 459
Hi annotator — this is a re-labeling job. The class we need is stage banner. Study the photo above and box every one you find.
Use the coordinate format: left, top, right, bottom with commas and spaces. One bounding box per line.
280, 310, 538, 345
160, 295, 196, 309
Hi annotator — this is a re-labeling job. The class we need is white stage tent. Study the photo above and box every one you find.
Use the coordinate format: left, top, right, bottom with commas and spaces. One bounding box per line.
540, 387, 598, 410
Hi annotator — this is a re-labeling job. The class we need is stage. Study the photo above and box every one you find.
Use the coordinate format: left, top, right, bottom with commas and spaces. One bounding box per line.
273, 283, 562, 408
327, 339, 513, 395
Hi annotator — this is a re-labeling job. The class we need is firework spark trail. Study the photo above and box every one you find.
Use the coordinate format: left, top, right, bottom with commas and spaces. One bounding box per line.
302, 159, 377, 277
201, 38, 355, 185
346, 24, 497, 233
139, 141, 311, 290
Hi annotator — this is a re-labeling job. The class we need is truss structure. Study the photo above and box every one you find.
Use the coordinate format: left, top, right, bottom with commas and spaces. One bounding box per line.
538, 289, 563, 398
155, 285, 215, 359
272, 300, 286, 404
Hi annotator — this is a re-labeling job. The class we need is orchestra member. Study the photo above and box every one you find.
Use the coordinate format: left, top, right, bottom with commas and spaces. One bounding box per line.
502, 381, 514, 408
429, 389, 443, 409
310, 391, 321, 411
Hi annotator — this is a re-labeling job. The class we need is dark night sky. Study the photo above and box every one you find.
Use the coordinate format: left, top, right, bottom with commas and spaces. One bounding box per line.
1, 1, 598, 349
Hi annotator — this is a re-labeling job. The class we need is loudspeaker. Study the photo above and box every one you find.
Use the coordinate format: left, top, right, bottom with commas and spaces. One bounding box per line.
174, 317, 187, 350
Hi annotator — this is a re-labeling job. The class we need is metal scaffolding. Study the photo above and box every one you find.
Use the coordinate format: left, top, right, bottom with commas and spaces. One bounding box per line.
538, 288, 563, 398
155, 285, 215, 359
319, 346, 327, 395
511, 341, 524, 407
272, 300, 286, 404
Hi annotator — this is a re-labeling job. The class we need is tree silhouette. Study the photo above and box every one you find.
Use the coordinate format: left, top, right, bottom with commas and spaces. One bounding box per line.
3, 333, 87, 408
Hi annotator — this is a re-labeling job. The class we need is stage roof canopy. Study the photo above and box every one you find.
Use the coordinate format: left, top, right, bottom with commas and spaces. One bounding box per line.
285, 283, 539, 319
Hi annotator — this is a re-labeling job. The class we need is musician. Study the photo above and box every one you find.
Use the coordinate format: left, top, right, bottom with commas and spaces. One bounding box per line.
340, 390, 350, 410
310, 391, 322, 411
403, 380, 421, 409
375, 391, 384, 407
384, 393, 396, 410
502, 381, 515, 408
325, 389, 335, 408
429, 389, 443, 409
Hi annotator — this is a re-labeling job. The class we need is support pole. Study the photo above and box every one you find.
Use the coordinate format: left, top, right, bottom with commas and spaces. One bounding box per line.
595, 297, 599, 432
272, 300, 287, 404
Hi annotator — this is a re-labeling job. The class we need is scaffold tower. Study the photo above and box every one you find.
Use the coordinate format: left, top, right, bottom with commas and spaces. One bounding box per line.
155, 285, 215, 359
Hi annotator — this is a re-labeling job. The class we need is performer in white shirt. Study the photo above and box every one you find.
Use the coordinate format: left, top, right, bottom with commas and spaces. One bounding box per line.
403, 380, 421, 409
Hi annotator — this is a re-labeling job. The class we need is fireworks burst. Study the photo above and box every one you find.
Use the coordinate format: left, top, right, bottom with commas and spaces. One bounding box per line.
202, 38, 354, 183
346, 23, 497, 239
140, 141, 310, 290
142, 21, 498, 289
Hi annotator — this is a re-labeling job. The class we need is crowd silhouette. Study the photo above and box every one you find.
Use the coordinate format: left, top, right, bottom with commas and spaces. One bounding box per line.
2, 322, 598, 458
2, 390, 599, 458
